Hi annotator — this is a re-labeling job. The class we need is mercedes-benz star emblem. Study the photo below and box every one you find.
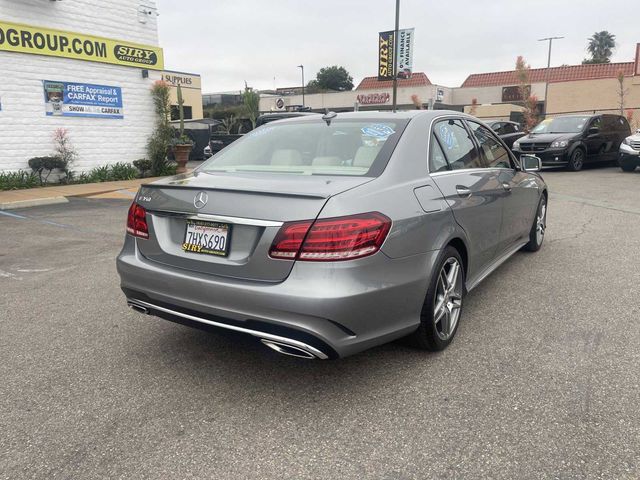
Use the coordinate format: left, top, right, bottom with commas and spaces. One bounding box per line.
193, 191, 209, 209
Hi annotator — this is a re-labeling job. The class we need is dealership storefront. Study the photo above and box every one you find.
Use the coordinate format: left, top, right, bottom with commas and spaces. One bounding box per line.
261, 47, 640, 126
260, 72, 456, 113
0, 0, 192, 173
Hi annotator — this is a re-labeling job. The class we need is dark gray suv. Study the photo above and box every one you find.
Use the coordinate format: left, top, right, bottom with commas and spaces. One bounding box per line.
512, 114, 631, 171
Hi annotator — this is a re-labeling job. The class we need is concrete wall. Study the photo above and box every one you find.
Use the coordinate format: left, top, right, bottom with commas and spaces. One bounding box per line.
463, 103, 524, 121
547, 77, 640, 121
452, 83, 546, 106
0, 0, 160, 172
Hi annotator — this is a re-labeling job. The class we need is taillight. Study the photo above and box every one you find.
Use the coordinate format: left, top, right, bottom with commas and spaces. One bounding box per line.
269, 212, 391, 261
126, 202, 149, 239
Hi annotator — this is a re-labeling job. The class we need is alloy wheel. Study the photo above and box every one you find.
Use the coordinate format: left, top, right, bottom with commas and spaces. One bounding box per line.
536, 200, 547, 245
572, 150, 584, 170
433, 257, 463, 341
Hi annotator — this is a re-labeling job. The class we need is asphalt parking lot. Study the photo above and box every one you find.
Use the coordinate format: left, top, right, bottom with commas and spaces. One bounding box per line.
1, 166, 639, 479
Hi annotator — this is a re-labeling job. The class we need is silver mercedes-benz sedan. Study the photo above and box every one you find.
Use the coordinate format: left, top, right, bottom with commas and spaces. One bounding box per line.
117, 111, 547, 359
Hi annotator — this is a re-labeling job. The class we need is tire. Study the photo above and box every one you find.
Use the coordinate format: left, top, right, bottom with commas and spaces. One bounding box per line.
620, 162, 637, 172
523, 195, 547, 252
409, 246, 465, 351
567, 148, 585, 171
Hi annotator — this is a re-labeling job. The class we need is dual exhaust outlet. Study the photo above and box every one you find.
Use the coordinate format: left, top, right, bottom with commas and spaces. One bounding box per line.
127, 301, 326, 360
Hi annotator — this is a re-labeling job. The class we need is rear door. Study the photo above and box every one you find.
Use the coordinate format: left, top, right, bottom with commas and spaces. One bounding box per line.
612, 115, 631, 150
429, 118, 504, 278
585, 116, 604, 159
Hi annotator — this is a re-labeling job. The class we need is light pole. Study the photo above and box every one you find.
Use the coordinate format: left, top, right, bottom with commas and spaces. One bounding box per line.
297, 64, 305, 108
391, 0, 400, 112
538, 36, 564, 118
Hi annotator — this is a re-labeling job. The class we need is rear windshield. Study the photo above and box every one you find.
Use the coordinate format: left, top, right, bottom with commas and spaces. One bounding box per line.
198, 119, 408, 177
531, 116, 590, 134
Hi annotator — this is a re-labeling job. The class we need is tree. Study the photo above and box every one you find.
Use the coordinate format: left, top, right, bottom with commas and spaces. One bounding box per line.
616, 69, 628, 116
147, 80, 175, 176
305, 79, 321, 94
242, 82, 260, 129
582, 31, 616, 64
468, 98, 479, 117
311, 66, 354, 92
515, 56, 538, 132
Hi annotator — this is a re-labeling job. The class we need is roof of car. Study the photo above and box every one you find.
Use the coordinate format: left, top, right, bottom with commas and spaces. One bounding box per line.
265, 110, 470, 124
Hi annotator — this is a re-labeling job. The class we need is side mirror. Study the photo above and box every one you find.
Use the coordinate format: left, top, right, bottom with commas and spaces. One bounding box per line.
588, 127, 600, 135
520, 154, 541, 172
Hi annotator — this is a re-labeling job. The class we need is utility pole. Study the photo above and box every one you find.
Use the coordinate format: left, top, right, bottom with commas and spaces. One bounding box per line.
391, 0, 400, 112
297, 65, 305, 108
538, 36, 564, 118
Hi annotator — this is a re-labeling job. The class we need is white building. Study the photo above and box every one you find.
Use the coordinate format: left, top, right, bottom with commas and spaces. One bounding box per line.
0, 0, 164, 173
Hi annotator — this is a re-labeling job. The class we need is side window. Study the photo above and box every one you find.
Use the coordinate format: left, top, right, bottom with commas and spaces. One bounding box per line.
433, 119, 482, 170
503, 123, 517, 134
468, 121, 512, 169
429, 135, 450, 172
619, 117, 631, 133
491, 122, 503, 135
590, 116, 602, 130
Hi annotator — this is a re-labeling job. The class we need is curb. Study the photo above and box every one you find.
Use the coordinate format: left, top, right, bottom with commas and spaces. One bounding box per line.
0, 196, 69, 211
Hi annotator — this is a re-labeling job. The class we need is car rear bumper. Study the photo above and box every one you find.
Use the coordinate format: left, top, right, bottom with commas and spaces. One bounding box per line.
116, 236, 439, 358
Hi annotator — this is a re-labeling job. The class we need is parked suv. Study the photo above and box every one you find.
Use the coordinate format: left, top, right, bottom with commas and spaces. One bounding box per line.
619, 129, 640, 172
512, 114, 631, 171
486, 120, 526, 149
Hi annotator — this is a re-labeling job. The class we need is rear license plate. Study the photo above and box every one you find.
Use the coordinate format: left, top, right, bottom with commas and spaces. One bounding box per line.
182, 220, 231, 257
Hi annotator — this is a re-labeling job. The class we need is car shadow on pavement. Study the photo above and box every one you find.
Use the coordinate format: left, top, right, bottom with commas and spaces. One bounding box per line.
131, 315, 455, 405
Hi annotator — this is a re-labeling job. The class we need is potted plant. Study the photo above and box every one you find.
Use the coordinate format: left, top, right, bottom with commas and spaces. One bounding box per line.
172, 85, 193, 174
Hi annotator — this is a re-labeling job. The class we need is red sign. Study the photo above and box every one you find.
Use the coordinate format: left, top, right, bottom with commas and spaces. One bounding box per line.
636, 43, 640, 76
357, 93, 390, 105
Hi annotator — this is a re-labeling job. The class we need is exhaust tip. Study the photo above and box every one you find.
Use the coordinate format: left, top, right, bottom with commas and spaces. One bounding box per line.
260, 339, 317, 359
128, 302, 150, 315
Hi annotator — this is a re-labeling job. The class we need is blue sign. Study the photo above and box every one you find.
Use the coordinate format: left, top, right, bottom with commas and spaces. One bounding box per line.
43, 80, 123, 119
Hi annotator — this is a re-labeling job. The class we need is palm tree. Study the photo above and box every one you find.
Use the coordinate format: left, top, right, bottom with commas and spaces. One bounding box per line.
582, 31, 616, 64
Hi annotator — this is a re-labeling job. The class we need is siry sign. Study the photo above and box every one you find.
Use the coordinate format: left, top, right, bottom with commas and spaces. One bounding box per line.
378, 31, 395, 80
0, 20, 164, 70
43, 80, 123, 119
357, 93, 390, 105
378, 28, 415, 81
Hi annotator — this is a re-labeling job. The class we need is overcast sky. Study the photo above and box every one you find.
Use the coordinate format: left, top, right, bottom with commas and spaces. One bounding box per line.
156, 0, 638, 93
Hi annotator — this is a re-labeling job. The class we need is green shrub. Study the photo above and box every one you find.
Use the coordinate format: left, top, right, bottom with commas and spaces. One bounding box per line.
87, 165, 112, 183
0, 170, 41, 190
81, 163, 140, 183
28, 155, 67, 184
109, 162, 139, 181
155, 163, 177, 177
133, 159, 153, 177
71, 172, 91, 184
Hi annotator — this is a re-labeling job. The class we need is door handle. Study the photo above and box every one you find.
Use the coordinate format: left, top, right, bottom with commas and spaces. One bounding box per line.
456, 186, 472, 197
501, 182, 512, 192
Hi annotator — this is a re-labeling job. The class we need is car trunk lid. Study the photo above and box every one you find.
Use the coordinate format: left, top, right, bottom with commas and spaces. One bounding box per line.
134, 171, 372, 282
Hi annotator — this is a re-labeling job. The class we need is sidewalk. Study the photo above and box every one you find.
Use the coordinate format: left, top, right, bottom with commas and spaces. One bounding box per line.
0, 177, 164, 210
